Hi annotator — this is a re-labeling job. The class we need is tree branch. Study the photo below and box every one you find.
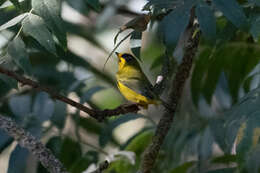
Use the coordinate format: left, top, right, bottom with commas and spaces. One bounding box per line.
0, 66, 139, 121
140, 13, 201, 173
0, 114, 68, 173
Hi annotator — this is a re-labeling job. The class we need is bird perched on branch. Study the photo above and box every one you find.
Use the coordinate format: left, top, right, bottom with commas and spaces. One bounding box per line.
115, 52, 166, 109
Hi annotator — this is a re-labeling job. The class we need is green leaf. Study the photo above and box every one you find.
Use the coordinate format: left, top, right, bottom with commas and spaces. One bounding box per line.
121, 127, 154, 150
9, 0, 20, 9
105, 150, 137, 173
0, 129, 13, 154
160, 0, 194, 50
212, 0, 248, 29
250, 16, 260, 42
202, 49, 226, 104
210, 116, 232, 153
217, 20, 237, 43
210, 87, 260, 153
0, 13, 28, 31
46, 136, 62, 156
130, 31, 142, 60
65, 0, 89, 15
243, 74, 253, 93
0, 80, 12, 97
51, 101, 67, 129
78, 117, 103, 134
8, 95, 32, 118
67, 79, 86, 93
33, 66, 76, 91
81, 86, 105, 103
22, 14, 56, 54
248, 0, 260, 6
33, 92, 54, 122
211, 154, 237, 164
199, 127, 214, 161
125, 130, 154, 156
205, 168, 236, 173
0, 73, 17, 89
235, 111, 260, 157
192, 43, 260, 105
57, 49, 115, 86
150, 54, 164, 70
243, 71, 260, 93
69, 151, 98, 173
60, 137, 82, 168
0, 0, 7, 6
246, 144, 260, 173
8, 38, 32, 74
32, 0, 67, 48
99, 114, 144, 147
196, 2, 216, 41
191, 47, 211, 105
8, 145, 29, 173
224, 45, 260, 102
170, 161, 196, 173
104, 156, 133, 172
85, 0, 101, 12
64, 21, 105, 51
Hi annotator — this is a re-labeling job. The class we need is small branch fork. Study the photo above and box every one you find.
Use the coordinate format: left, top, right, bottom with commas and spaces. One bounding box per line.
0, 66, 139, 121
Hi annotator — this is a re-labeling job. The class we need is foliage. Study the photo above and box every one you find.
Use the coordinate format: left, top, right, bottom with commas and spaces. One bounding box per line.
1, 0, 260, 173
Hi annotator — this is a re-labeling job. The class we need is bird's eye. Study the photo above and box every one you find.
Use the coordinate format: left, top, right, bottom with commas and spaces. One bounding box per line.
122, 54, 133, 62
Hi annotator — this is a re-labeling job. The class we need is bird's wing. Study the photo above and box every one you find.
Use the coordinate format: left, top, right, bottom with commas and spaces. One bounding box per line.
118, 76, 156, 100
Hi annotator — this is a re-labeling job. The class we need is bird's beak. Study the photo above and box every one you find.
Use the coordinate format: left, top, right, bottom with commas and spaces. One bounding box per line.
115, 52, 121, 61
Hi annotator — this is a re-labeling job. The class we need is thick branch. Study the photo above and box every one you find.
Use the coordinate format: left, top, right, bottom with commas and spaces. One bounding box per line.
0, 66, 139, 121
0, 114, 68, 173
140, 19, 200, 173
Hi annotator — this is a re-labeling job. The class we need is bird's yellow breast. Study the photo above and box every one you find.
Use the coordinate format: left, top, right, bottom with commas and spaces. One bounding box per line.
117, 81, 157, 109
115, 53, 158, 108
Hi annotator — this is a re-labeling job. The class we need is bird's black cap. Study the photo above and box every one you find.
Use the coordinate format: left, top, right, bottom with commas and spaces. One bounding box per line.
121, 53, 135, 62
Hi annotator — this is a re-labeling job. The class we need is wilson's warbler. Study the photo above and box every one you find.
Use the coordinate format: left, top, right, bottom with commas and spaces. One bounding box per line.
115, 52, 159, 109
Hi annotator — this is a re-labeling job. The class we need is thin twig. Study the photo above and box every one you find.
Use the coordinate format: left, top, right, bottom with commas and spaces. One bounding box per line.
103, 31, 133, 71
0, 66, 139, 121
0, 114, 68, 173
140, 10, 201, 173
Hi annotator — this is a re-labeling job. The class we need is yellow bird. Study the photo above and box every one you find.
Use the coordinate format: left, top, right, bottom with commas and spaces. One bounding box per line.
115, 52, 159, 109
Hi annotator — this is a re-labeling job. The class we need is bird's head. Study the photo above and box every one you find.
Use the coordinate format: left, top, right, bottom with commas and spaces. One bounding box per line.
115, 52, 137, 70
